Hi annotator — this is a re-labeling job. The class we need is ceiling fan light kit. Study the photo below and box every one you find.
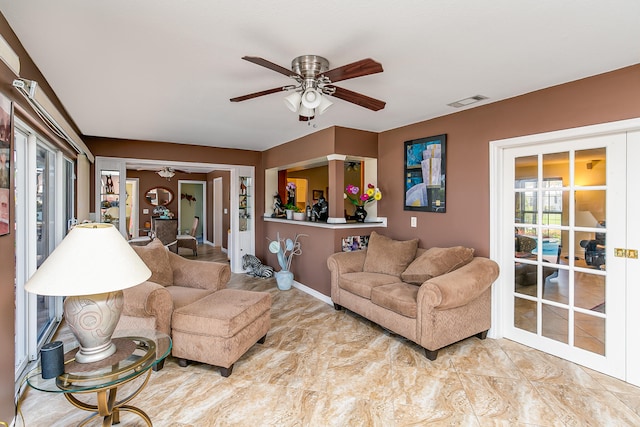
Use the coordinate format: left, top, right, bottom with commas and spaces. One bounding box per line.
231, 54, 386, 122
157, 167, 175, 180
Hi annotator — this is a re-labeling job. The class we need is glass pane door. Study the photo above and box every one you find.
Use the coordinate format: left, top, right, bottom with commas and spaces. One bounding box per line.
505, 132, 626, 379
35, 144, 56, 341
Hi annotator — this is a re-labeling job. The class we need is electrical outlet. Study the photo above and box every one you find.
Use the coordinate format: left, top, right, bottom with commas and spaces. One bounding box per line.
411, 217, 417, 227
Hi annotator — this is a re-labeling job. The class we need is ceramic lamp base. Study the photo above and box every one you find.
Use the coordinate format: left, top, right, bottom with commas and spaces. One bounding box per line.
64, 290, 124, 363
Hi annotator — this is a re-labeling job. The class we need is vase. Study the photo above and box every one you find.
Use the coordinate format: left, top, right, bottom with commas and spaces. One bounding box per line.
285, 209, 293, 220
354, 205, 367, 222
275, 270, 294, 291
293, 212, 306, 221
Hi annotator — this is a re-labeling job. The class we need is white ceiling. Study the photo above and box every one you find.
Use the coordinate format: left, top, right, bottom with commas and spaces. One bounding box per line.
1, 0, 639, 152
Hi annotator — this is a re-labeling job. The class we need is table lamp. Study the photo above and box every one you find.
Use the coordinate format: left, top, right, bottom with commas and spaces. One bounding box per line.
24, 223, 151, 363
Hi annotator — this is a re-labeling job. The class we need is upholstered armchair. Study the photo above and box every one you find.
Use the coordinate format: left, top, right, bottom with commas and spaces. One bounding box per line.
117, 239, 230, 336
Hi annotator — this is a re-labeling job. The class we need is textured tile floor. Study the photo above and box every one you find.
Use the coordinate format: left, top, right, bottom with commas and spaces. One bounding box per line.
18, 246, 640, 426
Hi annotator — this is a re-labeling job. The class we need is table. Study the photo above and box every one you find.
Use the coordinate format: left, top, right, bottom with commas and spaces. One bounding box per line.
27, 330, 171, 427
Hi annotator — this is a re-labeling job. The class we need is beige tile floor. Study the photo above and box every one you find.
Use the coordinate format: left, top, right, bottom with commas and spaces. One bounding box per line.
18, 245, 640, 426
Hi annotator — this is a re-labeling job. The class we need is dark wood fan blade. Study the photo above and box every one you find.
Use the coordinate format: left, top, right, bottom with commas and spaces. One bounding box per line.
329, 86, 386, 111
242, 56, 300, 78
322, 58, 383, 83
230, 87, 286, 102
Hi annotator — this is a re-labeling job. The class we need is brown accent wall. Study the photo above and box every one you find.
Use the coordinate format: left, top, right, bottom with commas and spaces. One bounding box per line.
263, 126, 378, 169
263, 222, 385, 296
378, 64, 640, 257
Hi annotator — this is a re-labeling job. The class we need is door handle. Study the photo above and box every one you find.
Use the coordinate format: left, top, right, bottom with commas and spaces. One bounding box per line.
614, 248, 638, 259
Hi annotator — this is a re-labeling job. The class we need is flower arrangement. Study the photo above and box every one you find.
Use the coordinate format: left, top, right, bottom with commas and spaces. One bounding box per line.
286, 182, 296, 191
344, 183, 382, 207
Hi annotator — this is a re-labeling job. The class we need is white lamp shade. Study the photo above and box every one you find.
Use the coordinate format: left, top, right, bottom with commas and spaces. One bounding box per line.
317, 95, 333, 115
301, 88, 322, 109
24, 223, 151, 296
283, 91, 302, 112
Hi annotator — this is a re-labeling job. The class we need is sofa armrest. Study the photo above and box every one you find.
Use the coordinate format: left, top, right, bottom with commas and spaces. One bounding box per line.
121, 281, 173, 336
418, 257, 500, 310
327, 250, 367, 274
168, 251, 230, 291
327, 250, 367, 304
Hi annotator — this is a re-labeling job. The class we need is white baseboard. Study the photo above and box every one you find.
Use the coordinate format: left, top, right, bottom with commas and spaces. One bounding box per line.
292, 280, 333, 306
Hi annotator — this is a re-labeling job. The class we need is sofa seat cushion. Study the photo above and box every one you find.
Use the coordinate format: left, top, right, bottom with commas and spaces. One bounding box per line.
166, 285, 216, 310
363, 231, 419, 277
401, 246, 474, 285
339, 272, 401, 299
370, 282, 419, 318
172, 289, 271, 338
131, 238, 173, 287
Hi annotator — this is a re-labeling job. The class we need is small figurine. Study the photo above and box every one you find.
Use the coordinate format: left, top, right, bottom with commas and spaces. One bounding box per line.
272, 193, 285, 217
312, 196, 329, 222
105, 175, 114, 194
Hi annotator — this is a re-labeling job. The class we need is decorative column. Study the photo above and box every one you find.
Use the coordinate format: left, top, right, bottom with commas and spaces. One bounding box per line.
326, 154, 346, 223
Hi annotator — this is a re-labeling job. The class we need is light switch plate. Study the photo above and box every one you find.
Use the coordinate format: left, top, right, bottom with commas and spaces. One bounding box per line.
143, 208, 149, 214
411, 217, 417, 227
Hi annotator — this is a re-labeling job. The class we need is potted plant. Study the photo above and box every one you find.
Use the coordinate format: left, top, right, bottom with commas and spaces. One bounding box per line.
283, 203, 299, 220
267, 232, 307, 290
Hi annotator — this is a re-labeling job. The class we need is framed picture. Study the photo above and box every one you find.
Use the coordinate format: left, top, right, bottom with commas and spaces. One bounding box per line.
312, 189, 324, 200
0, 93, 12, 236
404, 134, 446, 213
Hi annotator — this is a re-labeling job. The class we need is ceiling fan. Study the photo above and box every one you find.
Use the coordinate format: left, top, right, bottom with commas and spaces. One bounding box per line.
230, 55, 386, 121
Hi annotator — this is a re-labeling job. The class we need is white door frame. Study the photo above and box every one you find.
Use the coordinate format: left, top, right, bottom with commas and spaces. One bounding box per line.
490, 117, 640, 383
213, 177, 223, 247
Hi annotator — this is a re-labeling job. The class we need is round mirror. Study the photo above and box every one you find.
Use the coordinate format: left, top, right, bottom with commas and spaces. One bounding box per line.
145, 187, 173, 206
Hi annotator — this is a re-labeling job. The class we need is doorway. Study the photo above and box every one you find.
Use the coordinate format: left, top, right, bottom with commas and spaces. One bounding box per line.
178, 180, 206, 243
491, 119, 640, 385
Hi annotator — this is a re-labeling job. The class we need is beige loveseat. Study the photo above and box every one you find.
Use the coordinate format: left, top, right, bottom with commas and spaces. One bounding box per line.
327, 232, 500, 360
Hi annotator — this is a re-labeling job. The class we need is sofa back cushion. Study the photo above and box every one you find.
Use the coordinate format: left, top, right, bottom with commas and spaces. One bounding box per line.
131, 239, 173, 286
401, 246, 475, 285
363, 231, 419, 277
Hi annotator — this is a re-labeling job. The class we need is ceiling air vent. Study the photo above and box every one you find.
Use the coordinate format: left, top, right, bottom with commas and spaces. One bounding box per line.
447, 95, 488, 108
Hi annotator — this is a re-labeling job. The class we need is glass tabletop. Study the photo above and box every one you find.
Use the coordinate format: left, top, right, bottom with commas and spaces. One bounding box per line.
27, 330, 171, 394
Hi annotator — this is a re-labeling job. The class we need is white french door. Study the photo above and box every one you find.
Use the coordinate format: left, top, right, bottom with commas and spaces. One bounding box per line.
491, 119, 640, 385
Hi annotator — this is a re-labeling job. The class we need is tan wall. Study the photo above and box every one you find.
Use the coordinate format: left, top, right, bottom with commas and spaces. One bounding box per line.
378, 64, 640, 257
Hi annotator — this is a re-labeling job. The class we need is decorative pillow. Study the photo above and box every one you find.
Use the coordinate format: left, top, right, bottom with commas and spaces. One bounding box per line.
131, 239, 173, 286
363, 231, 419, 277
401, 246, 475, 285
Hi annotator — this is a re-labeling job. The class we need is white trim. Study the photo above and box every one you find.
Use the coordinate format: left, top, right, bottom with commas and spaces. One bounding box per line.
326, 154, 347, 161
292, 280, 333, 306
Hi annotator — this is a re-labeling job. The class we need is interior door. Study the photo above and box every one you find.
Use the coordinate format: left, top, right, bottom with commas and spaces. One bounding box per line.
625, 131, 640, 385
502, 133, 628, 380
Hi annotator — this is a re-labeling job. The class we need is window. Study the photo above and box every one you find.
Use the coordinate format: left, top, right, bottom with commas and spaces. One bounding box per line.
14, 118, 73, 380
515, 178, 563, 239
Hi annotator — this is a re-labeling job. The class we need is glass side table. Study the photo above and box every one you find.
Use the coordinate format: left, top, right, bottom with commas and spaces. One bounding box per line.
27, 330, 171, 427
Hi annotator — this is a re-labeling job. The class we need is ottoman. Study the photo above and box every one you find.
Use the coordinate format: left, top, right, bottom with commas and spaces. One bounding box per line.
171, 289, 271, 377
